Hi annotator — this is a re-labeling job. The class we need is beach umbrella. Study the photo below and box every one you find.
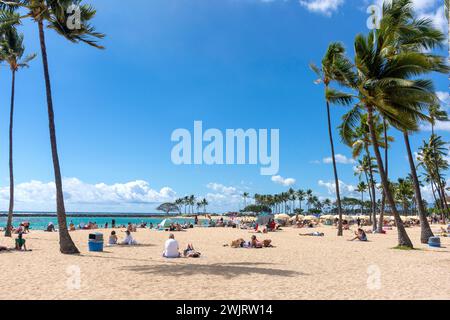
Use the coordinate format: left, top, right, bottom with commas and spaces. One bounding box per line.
159, 218, 173, 228
275, 214, 290, 220
320, 215, 334, 220
289, 215, 305, 221
304, 215, 318, 221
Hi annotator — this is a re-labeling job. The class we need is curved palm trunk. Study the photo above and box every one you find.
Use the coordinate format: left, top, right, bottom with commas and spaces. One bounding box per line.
403, 132, 433, 243
38, 20, 79, 254
326, 97, 343, 236
367, 107, 413, 248
4, 71, 16, 238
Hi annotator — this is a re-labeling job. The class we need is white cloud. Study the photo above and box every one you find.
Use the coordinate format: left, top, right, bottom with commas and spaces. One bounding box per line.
318, 179, 357, 196
323, 154, 356, 165
271, 175, 296, 186
206, 183, 238, 195
421, 121, 450, 132
437, 91, 450, 110
299, 0, 345, 16
0, 178, 177, 212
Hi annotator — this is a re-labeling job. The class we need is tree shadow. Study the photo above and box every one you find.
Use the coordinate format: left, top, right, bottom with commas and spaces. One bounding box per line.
120, 262, 306, 279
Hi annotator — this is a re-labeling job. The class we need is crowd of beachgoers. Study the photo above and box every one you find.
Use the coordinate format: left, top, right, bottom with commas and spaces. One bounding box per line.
2, 213, 449, 256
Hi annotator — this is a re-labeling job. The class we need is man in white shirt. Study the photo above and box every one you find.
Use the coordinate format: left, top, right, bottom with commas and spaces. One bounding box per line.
163, 233, 180, 258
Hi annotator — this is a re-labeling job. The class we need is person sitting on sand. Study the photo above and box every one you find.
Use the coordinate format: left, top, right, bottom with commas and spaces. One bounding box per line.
300, 232, 325, 237
163, 234, 181, 258
127, 223, 133, 233
46, 222, 56, 232
349, 228, 368, 242
120, 230, 138, 245
15, 233, 28, 251
69, 222, 76, 231
109, 231, 118, 245
183, 244, 201, 258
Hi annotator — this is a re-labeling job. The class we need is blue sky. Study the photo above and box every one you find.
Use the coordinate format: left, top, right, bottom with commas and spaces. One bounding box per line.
0, 0, 447, 212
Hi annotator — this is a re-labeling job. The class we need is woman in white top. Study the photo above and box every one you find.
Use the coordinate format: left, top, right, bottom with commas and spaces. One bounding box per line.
121, 230, 138, 245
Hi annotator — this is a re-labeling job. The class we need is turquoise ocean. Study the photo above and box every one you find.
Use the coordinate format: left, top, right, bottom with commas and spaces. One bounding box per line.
0, 212, 203, 230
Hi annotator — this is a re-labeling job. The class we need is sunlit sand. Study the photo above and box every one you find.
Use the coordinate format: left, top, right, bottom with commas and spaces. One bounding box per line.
1, 225, 449, 300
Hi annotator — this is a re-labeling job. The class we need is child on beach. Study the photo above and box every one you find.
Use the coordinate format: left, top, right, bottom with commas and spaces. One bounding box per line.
109, 231, 118, 245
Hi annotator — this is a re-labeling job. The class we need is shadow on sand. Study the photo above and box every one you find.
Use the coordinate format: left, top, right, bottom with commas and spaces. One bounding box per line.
120, 262, 306, 279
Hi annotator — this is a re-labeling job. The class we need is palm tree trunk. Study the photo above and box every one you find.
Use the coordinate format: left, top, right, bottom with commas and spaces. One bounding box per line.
430, 180, 440, 213
403, 132, 433, 243
38, 20, 79, 254
378, 119, 388, 233
367, 107, 413, 248
4, 70, 16, 238
364, 147, 377, 231
326, 96, 343, 236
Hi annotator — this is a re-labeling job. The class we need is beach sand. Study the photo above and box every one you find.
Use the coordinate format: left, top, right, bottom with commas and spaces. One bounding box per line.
0, 225, 449, 300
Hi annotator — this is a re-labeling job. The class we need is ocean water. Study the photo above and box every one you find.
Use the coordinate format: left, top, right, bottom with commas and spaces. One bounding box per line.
0, 214, 202, 230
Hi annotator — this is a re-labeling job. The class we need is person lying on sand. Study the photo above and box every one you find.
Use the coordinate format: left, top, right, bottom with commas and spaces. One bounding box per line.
349, 229, 368, 242
183, 244, 201, 258
119, 231, 138, 245
299, 232, 324, 237
163, 233, 181, 258
250, 235, 272, 248
0, 245, 10, 252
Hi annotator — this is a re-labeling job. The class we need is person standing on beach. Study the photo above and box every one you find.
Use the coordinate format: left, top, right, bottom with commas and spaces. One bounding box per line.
112, 219, 116, 228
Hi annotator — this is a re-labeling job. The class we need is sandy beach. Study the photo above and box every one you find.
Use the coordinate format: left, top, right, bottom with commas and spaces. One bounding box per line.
1, 225, 449, 300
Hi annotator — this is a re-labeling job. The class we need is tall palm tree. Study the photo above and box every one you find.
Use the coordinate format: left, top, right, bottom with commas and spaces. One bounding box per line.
2, 27, 36, 237
356, 181, 367, 215
337, 0, 449, 248
201, 198, 208, 214
341, 112, 388, 231
310, 42, 354, 236
288, 188, 296, 214
296, 189, 305, 220
0, 0, 105, 254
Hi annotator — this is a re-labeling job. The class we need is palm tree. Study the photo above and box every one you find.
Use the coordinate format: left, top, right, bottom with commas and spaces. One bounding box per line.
394, 178, 414, 216
341, 112, 388, 231
311, 42, 354, 236
2, 27, 36, 237
288, 188, 296, 214
417, 135, 450, 220
0, 0, 105, 254
242, 192, 249, 209
188, 195, 196, 214
201, 198, 209, 214
356, 181, 367, 215
337, 0, 448, 248
429, 104, 448, 135
296, 189, 305, 220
